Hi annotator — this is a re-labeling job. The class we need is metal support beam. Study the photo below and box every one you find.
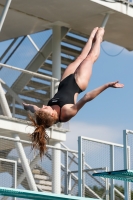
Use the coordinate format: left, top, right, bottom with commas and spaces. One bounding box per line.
52, 25, 61, 94
17, 153, 40, 186
10, 27, 69, 93
51, 25, 62, 194
27, 35, 39, 51
12, 133, 38, 191
0, 38, 17, 64
51, 141, 61, 194
52, 25, 61, 80
101, 13, 110, 28
0, 78, 23, 105
0, 0, 12, 31
0, 82, 12, 117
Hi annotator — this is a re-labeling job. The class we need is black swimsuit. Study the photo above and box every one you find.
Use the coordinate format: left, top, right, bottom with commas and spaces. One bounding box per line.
47, 74, 82, 122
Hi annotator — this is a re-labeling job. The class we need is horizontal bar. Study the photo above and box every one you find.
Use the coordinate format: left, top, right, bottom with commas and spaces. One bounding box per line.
69, 167, 106, 174
0, 63, 58, 81
47, 145, 78, 153
0, 158, 17, 164
0, 135, 78, 153
80, 136, 124, 147
126, 130, 133, 134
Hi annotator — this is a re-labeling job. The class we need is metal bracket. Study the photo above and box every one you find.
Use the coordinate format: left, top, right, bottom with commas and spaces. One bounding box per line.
0, 0, 12, 31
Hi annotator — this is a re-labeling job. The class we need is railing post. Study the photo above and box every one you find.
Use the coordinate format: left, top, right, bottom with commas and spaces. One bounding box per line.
123, 130, 129, 200
128, 146, 131, 200
105, 167, 109, 200
68, 172, 71, 195
110, 145, 114, 200
82, 152, 85, 197
12, 97, 15, 117
65, 150, 68, 195
78, 136, 82, 197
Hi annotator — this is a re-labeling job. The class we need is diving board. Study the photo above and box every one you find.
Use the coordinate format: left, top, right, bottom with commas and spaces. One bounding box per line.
93, 169, 133, 182
0, 187, 99, 200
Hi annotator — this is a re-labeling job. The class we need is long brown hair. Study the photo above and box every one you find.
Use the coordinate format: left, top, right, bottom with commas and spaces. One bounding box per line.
29, 110, 56, 158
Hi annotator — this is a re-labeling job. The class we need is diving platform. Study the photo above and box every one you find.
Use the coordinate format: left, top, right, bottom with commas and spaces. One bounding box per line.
0, 187, 99, 200
93, 169, 133, 182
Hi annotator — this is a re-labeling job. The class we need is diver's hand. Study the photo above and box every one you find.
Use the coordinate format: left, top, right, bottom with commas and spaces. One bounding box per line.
23, 103, 39, 113
109, 81, 124, 88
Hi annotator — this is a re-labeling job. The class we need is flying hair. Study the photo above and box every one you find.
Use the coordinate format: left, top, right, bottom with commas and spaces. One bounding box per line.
29, 110, 56, 158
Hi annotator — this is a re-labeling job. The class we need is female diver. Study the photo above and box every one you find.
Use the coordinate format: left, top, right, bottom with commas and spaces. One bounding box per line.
23, 27, 124, 157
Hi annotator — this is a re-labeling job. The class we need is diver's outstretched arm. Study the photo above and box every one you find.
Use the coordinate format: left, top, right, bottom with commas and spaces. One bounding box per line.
73, 81, 124, 112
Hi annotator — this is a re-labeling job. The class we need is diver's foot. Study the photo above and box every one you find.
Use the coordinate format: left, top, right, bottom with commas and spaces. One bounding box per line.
89, 27, 99, 41
95, 27, 105, 42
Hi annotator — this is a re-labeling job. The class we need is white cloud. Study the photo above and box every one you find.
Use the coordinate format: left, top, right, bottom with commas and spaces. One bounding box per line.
64, 121, 123, 150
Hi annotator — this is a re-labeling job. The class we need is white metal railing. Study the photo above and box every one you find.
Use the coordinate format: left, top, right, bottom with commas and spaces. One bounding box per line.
0, 135, 111, 198
0, 158, 17, 200
78, 136, 128, 200
61, 142, 124, 199
0, 135, 79, 196
0, 63, 58, 81
123, 129, 133, 200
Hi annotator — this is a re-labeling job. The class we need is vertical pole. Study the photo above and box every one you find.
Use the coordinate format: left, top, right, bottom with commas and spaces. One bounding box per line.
52, 25, 61, 81
50, 80, 54, 99
12, 97, 15, 117
13, 161, 17, 200
0, 83, 12, 117
51, 141, 61, 194
123, 130, 129, 200
126, 0, 130, 15
128, 147, 131, 200
65, 151, 68, 195
0, 0, 12, 31
105, 167, 109, 200
68, 172, 71, 195
78, 136, 82, 197
52, 25, 61, 94
101, 13, 110, 28
110, 145, 114, 200
51, 24, 61, 194
14, 161, 17, 189
82, 152, 85, 197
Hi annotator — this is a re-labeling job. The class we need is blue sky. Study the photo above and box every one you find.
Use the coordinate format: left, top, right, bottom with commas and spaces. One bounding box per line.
0, 33, 133, 150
